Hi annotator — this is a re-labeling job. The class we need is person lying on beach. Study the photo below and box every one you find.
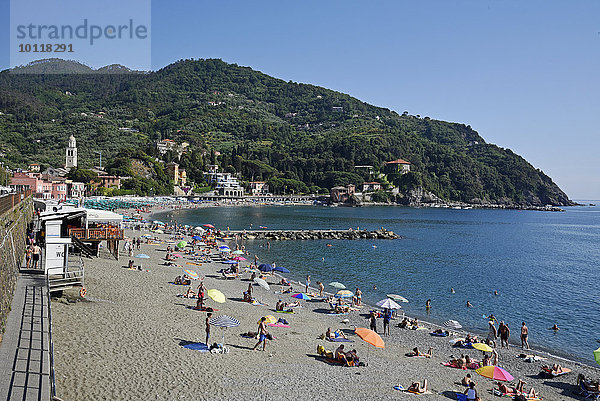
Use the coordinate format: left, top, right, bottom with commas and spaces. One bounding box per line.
449, 355, 467, 368
432, 328, 450, 335
275, 300, 295, 311
345, 349, 359, 365
128, 260, 135, 269
406, 347, 433, 358
181, 276, 191, 286
325, 327, 348, 340
461, 374, 472, 387
541, 363, 564, 374
279, 278, 291, 286
578, 374, 600, 392
407, 379, 428, 394
282, 286, 293, 294
398, 317, 410, 328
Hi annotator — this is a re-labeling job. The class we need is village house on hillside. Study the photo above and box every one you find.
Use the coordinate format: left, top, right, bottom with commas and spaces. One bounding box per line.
384, 159, 411, 174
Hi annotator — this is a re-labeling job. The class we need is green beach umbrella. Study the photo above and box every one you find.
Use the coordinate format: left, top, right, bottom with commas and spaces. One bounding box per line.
594, 347, 600, 366
177, 240, 187, 249
232, 250, 244, 255
329, 282, 346, 289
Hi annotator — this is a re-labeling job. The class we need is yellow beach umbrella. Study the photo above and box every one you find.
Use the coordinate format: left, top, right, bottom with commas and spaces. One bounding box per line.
207, 289, 226, 304
259, 315, 277, 324
472, 343, 494, 352
335, 290, 354, 298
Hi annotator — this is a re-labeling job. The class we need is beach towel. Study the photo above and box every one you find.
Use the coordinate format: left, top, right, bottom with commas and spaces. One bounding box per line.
181, 342, 210, 352
267, 323, 290, 328
275, 309, 294, 313
540, 366, 571, 377
186, 262, 202, 266
430, 332, 449, 337
327, 312, 349, 316
394, 386, 431, 395
251, 300, 267, 306
442, 362, 467, 370
326, 337, 353, 342
455, 393, 468, 401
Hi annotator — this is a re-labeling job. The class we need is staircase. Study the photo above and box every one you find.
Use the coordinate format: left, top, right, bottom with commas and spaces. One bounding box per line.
70, 236, 95, 258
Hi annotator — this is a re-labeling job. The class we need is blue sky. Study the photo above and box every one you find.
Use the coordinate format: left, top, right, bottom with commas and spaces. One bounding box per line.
1, 0, 599, 199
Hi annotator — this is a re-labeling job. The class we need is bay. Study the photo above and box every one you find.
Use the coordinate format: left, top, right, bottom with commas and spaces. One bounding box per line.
155, 202, 600, 364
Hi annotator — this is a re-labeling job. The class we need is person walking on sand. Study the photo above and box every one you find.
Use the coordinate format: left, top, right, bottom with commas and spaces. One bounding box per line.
487, 320, 497, 348
317, 281, 325, 297
205, 313, 212, 345
253, 317, 269, 351
521, 321, 530, 349
383, 308, 391, 335
31, 244, 41, 269
369, 311, 377, 333
499, 321, 510, 349
305, 274, 311, 293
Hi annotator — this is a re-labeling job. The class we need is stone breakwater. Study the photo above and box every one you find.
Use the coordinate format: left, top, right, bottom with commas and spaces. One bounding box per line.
231, 229, 400, 240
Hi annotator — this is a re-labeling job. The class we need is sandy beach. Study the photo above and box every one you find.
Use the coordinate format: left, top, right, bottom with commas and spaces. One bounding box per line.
51, 214, 599, 401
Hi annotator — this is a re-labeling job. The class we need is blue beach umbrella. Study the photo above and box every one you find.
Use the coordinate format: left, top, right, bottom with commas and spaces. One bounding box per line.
222, 260, 238, 264
274, 266, 290, 273
291, 293, 311, 300
192, 235, 202, 240
258, 263, 273, 272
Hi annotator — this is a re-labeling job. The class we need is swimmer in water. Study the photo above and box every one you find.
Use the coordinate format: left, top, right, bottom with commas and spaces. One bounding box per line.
550, 324, 559, 331
373, 285, 377, 290
425, 299, 431, 309
466, 301, 473, 307
451, 288, 455, 294
494, 290, 498, 296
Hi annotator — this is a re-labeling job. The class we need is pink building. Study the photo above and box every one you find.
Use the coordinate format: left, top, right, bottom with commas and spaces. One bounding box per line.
51, 181, 67, 201
10, 172, 42, 193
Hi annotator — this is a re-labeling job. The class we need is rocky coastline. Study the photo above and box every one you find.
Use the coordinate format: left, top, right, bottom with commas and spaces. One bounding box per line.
230, 228, 400, 240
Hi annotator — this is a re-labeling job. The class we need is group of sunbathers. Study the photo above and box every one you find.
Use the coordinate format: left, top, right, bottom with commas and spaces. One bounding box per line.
334, 344, 359, 366
276, 299, 298, 312
497, 380, 539, 398
578, 374, 600, 393
325, 327, 348, 340
398, 317, 420, 329
174, 275, 192, 286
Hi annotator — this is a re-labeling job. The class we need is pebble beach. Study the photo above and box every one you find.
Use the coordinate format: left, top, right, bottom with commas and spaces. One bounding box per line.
50, 206, 600, 401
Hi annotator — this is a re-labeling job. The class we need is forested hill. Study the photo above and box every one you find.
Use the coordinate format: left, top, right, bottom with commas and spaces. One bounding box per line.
0, 58, 573, 206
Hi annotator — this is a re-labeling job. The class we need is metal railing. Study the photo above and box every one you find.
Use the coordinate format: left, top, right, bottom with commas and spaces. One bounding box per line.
46, 274, 57, 399
68, 227, 124, 240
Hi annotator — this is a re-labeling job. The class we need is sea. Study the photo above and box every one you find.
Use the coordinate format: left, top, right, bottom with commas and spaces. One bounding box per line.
154, 202, 600, 365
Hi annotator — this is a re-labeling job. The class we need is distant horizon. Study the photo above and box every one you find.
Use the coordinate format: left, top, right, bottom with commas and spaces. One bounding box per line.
1, 0, 598, 199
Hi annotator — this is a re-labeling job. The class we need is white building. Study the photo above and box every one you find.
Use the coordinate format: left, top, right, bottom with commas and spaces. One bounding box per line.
65, 135, 78, 168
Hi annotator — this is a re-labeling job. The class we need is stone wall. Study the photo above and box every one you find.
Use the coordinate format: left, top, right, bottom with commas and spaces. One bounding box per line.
0, 196, 33, 341
237, 229, 400, 241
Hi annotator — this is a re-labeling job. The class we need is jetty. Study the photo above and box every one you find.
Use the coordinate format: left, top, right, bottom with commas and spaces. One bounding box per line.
230, 228, 399, 240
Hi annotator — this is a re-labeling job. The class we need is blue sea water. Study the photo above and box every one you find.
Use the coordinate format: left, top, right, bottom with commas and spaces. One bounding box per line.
155, 202, 600, 364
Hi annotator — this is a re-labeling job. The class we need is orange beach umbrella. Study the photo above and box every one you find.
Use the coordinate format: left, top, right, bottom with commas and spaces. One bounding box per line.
354, 327, 385, 348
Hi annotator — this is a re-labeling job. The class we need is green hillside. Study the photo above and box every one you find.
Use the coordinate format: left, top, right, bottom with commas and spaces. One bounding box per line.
0, 58, 572, 206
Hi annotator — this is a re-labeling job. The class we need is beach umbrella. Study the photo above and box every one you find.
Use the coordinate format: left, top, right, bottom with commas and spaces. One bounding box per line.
376, 298, 401, 310
134, 254, 150, 259
154, 229, 164, 234
192, 235, 202, 240
387, 294, 409, 303
208, 315, 240, 345
334, 290, 354, 299
153, 220, 165, 225
141, 234, 152, 238
472, 343, 494, 352
219, 245, 230, 249
273, 266, 290, 273
203, 224, 215, 229
232, 250, 245, 255
291, 293, 311, 300
258, 263, 273, 272
232, 256, 247, 261
253, 277, 270, 291
475, 366, 514, 382
194, 226, 205, 231
354, 327, 385, 349
594, 347, 600, 366
177, 240, 187, 249
219, 248, 231, 253
207, 289, 226, 304
183, 269, 199, 280
329, 282, 346, 289
260, 315, 277, 324
444, 320, 462, 329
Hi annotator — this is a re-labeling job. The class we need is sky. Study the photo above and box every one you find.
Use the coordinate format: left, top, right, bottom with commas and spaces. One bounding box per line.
1, 0, 599, 199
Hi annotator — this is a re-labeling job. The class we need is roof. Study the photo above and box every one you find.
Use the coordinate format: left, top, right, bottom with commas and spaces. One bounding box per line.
363, 182, 380, 185
85, 209, 123, 224
385, 159, 411, 165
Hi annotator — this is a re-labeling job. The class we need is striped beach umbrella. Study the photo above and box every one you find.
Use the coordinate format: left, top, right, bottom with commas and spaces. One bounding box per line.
387, 294, 409, 303
208, 315, 240, 345
475, 366, 514, 382
334, 290, 354, 298
183, 269, 199, 280
444, 320, 462, 329
376, 298, 401, 310
291, 293, 311, 300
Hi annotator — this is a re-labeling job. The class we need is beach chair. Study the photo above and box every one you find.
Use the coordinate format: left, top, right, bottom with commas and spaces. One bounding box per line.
578, 381, 600, 400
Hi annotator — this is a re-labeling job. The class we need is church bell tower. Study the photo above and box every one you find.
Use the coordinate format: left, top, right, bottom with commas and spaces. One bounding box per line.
65, 135, 78, 168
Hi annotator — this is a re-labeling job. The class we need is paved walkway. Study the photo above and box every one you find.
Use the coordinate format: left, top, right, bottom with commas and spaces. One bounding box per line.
0, 273, 52, 401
